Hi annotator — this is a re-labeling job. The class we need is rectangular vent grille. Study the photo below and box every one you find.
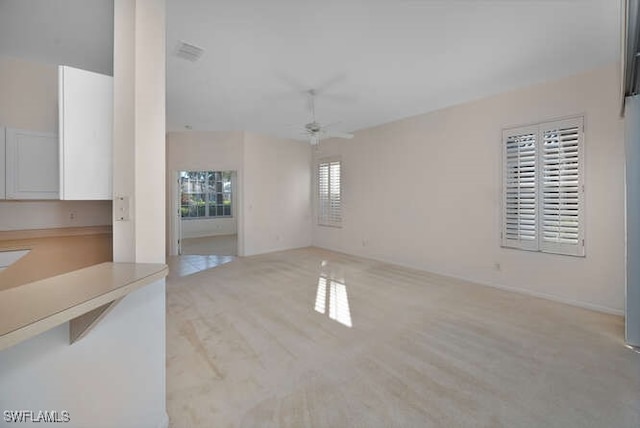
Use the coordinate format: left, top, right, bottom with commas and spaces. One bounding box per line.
175, 41, 204, 62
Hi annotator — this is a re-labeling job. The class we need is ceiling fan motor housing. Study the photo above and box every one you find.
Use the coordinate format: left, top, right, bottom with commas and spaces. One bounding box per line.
305, 122, 323, 134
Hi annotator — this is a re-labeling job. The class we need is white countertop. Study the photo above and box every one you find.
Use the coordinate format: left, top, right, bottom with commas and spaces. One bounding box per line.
0, 262, 168, 351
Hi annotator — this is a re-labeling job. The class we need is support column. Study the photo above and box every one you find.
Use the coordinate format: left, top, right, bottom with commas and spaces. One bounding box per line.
113, 0, 166, 264
625, 95, 640, 348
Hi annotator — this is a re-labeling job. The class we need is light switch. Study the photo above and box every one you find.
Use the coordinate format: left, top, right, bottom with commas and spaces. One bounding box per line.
115, 195, 130, 221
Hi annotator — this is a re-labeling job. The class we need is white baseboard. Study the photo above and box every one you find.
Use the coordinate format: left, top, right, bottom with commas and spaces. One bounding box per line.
455, 272, 624, 316
158, 411, 169, 428
311, 245, 624, 317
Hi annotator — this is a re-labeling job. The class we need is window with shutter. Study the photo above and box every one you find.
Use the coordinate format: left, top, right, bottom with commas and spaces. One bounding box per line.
502, 117, 584, 256
503, 126, 538, 251
318, 159, 342, 227
540, 118, 584, 256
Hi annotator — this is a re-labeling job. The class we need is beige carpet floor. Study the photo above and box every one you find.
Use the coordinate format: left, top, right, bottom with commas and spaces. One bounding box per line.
166, 247, 639, 427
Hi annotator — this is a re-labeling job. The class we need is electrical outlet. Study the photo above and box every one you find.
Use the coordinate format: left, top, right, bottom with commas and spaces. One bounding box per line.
494, 262, 501, 271
69, 211, 76, 221
115, 196, 130, 221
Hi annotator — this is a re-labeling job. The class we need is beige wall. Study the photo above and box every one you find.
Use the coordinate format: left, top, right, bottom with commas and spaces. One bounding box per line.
167, 131, 243, 170
166, 131, 312, 257
0, 200, 111, 231
243, 132, 312, 256
166, 131, 243, 254
0, 56, 112, 232
313, 63, 625, 314
181, 218, 237, 239
0, 56, 57, 132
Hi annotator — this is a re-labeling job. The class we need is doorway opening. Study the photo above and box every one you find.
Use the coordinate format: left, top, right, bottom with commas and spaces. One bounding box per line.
177, 170, 238, 256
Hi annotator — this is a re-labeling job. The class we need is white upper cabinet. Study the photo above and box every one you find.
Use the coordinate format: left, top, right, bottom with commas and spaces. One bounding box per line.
59, 66, 113, 200
0, 128, 5, 199
5, 128, 59, 199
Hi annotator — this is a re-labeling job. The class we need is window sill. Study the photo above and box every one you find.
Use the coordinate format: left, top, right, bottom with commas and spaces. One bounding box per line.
318, 223, 343, 229
181, 216, 234, 221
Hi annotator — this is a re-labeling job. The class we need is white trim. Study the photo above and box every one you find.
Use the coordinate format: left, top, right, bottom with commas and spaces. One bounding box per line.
157, 411, 170, 428
171, 170, 241, 257
502, 125, 539, 250
311, 245, 624, 316
169, 171, 181, 256
317, 158, 342, 227
502, 113, 587, 134
317, 155, 342, 164
0, 127, 5, 200
179, 170, 234, 219
502, 116, 585, 257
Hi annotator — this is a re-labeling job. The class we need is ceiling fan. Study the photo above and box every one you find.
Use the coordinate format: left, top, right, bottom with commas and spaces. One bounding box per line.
300, 89, 354, 145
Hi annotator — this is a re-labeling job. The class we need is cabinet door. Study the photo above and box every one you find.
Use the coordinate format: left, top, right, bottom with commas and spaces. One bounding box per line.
6, 128, 59, 199
0, 127, 5, 199
59, 66, 113, 200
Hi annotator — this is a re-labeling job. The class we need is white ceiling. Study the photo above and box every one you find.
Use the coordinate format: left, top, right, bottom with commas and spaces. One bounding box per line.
0, 0, 113, 75
0, 0, 621, 141
167, 0, 621, 139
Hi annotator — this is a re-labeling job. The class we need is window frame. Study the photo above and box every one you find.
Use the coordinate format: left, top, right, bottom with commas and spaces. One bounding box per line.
501, 116, 585, 257
180, 170, 233, 220
317, 157, 342, 228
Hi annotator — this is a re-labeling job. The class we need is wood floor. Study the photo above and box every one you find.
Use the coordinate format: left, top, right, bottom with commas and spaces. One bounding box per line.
166, 247, 640, 428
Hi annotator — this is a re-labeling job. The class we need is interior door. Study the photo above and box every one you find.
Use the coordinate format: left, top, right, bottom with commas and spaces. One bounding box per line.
177, 202, 183, 256
175, 172, 183, 256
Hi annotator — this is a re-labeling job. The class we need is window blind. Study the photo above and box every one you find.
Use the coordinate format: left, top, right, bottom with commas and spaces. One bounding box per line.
318, 160, 342, 227
502, 117, 584, 256
503, 126, 538, 251
540, 118, 584, 256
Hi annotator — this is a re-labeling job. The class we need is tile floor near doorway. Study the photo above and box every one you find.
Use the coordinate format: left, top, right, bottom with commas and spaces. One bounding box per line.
165, 248, 640, 428
180, 234, 237, 256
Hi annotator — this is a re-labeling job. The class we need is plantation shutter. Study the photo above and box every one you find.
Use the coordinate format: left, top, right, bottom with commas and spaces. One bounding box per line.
318, 162, 329, 224
502, 117, 584, 256
318, 160, 342, 227
540, 118, 584, 256
503, 126, 539, 250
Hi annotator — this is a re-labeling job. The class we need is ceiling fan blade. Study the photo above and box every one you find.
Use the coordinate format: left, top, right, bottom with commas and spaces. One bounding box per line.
321, 92, 357, 103
275, 72, 347, 96
275, 72, 308, 93
322, 120, 341, 127
315, 73, 347, 95
325, 131, 354, 139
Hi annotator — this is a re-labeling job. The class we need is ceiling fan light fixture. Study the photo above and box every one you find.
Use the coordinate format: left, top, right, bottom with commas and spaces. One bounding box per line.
293, 86, 354, 145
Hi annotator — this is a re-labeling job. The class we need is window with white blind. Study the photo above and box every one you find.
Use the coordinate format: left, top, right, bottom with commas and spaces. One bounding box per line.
318, 159, 342, 227
502, 117, 585, 256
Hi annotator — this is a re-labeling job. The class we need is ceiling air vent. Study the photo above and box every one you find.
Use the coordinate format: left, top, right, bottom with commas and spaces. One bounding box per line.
175, 41, 204, 62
